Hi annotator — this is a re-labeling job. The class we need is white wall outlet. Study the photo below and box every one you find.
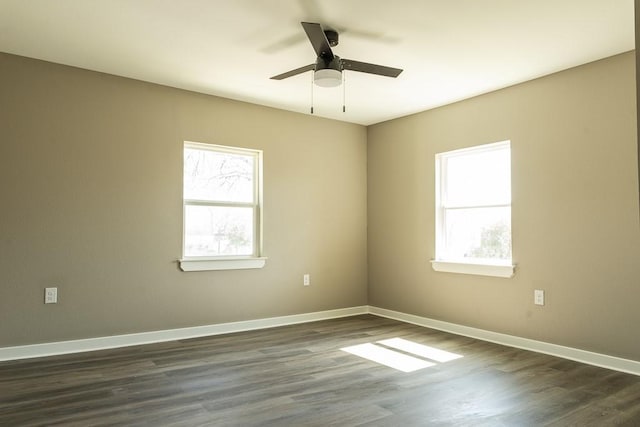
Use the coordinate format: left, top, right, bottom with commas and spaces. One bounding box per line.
534, 289, 544, 306
303, 274, 310, 286
45, 287, 58, 304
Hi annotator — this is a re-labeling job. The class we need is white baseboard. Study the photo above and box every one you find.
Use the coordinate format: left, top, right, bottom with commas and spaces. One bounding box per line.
368, 306, 640, 377
3, 305, 639, 377
0, 306, 369, 362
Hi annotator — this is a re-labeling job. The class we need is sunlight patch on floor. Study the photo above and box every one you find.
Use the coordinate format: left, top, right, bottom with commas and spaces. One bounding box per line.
377, 337, 463, 363
341, 338, 464, 373
341, 343, 435, 373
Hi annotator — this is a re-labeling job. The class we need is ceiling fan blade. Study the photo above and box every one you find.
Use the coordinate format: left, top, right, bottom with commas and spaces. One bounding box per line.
342, 59, 403, 78
301, 22, 334, 60
270, 64, 315, 80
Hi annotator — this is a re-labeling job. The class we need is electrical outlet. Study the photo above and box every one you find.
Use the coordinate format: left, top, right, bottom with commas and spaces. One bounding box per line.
45, 287, 58, 304
303, 274, 310, 286
534, 289, 544, 306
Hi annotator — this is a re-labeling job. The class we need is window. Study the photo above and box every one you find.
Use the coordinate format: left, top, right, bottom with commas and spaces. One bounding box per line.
432, 141, 514, 278
179, 142, 265, 272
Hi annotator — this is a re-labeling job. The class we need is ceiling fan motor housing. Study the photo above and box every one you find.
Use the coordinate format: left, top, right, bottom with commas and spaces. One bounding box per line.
324, 29, 339, 47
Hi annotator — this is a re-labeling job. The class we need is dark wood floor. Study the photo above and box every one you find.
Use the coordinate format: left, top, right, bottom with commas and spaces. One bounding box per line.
2, 315, 640, 426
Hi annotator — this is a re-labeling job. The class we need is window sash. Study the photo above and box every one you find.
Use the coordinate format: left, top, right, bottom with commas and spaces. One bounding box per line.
183, 203, 258, 258
440, 205, 511, 262
183, 142, 258, 204
438, 143, 511, 208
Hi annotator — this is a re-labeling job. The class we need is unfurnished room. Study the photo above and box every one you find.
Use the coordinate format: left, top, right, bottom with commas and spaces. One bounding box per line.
1, 0, 640, 425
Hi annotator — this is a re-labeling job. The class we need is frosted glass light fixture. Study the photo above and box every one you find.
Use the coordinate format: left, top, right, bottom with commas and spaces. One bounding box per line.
314, 68, 342, 87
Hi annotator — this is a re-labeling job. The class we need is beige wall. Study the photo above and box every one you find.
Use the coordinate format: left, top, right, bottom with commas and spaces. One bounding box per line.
2, 50, 639, 363
636, 0, 640, 209
0, 53, 368, 346
368, 52, 640, 360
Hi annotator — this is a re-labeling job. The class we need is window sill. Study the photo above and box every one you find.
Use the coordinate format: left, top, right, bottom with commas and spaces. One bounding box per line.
431, 260, 515, 278
179, 257, 268, 272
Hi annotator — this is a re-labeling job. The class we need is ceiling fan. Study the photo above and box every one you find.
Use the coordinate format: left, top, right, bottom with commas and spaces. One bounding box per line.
270, 22, 403, 88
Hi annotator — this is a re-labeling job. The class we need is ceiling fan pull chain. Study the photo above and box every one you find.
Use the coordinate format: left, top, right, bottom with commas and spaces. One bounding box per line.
343, 71, 346, 113
310, 71, 314, 114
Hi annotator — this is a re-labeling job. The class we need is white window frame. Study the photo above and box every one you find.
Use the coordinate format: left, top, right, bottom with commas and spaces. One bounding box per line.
431, 141, 515, 278
179, 141, 266, 272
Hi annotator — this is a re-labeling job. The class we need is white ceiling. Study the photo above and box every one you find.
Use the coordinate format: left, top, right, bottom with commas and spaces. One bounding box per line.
0, 0, 634, 125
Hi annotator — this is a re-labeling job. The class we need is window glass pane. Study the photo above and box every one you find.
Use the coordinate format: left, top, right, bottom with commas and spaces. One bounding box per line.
184, 148, 254, 203
184, 205, 254, 256
443, 206, 511, 262
445, 147, 510, 207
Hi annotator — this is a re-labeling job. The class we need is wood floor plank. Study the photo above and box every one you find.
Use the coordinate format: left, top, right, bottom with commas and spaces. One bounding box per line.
1, 314, 640, 426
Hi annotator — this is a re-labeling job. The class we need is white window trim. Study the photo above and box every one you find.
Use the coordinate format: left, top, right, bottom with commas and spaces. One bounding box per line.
180, 141, 266, 272
431, 260, 515, 278
432, 141, 514, 278
179, 257, 267, 272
